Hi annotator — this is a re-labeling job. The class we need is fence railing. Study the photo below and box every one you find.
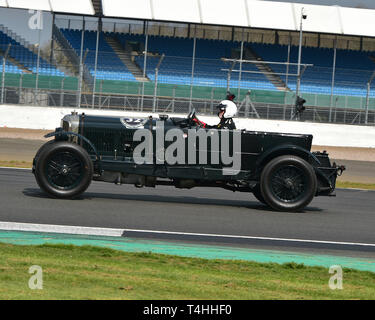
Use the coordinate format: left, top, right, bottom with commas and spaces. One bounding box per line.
1, 44, 375, 125
1, 85, 374, 126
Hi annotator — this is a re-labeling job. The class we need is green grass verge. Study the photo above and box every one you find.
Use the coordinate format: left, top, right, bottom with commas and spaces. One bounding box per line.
0, 161, 32, 169
336, 181, 375, 190
1, 243, 374, 300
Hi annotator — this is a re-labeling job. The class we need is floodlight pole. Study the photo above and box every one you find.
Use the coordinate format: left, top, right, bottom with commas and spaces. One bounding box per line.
295, 7, 305, 102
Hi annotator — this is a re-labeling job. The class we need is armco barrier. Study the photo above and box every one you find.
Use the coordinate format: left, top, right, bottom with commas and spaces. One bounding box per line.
0, 104, 374, 148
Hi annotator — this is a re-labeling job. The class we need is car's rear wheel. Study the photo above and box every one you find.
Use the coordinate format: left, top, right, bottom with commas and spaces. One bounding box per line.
34, 141, 93, 199
252, 184, 267, 205
260, 155, 317, 212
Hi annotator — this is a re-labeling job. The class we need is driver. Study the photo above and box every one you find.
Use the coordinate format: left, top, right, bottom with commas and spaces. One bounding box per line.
192, 93, 237, 129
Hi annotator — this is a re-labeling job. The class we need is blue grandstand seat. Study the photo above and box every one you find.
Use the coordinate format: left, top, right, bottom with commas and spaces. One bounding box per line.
112, 33, 275, 90
60, 29, 135, 81
249, 43, 375, 97
0, 30, 64, 76
57, 29, 375, 97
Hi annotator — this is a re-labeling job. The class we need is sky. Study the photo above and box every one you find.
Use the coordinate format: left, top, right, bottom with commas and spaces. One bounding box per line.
261, 0, 375, 8
0, 0, 375, 46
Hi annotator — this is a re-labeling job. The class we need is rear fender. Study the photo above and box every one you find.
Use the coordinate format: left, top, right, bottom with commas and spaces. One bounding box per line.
256, 145, 321, 170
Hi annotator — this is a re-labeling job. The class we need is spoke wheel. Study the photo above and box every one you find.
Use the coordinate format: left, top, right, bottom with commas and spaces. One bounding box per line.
45, 151, 84, 191
260, 155, 317, 212
270, 165, 306, 203
34, 141, 93, 199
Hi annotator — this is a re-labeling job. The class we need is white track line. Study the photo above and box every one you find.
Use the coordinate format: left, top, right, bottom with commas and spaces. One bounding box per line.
0, 222, 124, 237
1, 221, 375, 248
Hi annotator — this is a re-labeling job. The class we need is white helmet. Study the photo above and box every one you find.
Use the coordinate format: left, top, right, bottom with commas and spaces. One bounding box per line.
218, 100, 237, 119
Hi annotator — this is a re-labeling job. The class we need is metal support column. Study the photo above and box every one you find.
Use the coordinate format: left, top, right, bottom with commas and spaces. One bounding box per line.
237, 29, 244, 102
296, 8, 305, 100
172, 86, 176, 113
77, 18, 85, 108
50, 13, 55, 64
189, 27, 196, 112
227, 61, 235, 93
365, 70, 375, 124
92, 17, 101, 108
60, 77, 65, 107
153, 54, 165, 112
365, 82, 371, 124
1, 44, 11, 104
329, 37, 337, 122
35, 28, 41, 105
141, 21, 149, 111
283, 35, 291, 120
18, 73, 23, 104
78, 19, 85, 108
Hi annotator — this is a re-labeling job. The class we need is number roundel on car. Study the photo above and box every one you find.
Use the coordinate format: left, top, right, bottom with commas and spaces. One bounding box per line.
120, 117, 148, 129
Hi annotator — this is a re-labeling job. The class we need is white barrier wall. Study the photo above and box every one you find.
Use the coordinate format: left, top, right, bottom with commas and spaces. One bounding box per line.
1, 104, 374, 148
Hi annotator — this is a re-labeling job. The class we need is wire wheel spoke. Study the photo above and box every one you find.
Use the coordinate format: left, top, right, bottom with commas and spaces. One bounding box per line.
271, 165, 306, 202
45, 151, 84, 190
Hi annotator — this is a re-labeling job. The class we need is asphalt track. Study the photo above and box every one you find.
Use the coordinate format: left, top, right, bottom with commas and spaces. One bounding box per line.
0, 167, 375, 259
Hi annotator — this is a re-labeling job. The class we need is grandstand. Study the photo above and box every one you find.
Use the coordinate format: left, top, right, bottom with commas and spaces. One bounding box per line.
0, 25, 64, 76
55, 30, 375, 97
1, 0, 375, 124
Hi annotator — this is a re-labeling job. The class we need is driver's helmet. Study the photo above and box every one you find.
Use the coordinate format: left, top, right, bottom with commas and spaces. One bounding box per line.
217, 100, 237, 119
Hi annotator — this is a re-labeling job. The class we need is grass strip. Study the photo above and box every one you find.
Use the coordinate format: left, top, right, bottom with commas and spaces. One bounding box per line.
0, 243, 374, 300
0, 161, 32, 169
336, 181, 375, 190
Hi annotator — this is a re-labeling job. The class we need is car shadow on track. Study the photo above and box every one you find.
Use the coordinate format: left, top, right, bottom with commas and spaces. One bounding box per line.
22, 187, 324, 214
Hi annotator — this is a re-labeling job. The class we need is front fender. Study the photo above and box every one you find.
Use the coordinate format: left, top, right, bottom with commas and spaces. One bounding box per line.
44, 128, 100, 161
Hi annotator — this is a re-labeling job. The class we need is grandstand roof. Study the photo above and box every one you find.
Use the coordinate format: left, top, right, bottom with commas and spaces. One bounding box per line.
1, 0, 375, 38
0, 0, 95, 15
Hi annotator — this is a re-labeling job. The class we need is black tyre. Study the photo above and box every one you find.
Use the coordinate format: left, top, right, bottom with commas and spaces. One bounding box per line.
33, 140, 55, 170
260, 155, 317, 212
252, 184, 267, 205
34, 141, 93, 199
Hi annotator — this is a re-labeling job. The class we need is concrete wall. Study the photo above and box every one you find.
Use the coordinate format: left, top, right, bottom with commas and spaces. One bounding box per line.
1, 104, 374, 148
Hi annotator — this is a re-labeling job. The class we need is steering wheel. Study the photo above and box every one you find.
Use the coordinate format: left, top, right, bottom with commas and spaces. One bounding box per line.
187, 108, 196, 120
186, 108, 197, 127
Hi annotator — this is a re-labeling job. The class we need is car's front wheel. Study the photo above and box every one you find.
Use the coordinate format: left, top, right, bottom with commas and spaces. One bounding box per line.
34, 141, 93, 199
260, 155, 317, 212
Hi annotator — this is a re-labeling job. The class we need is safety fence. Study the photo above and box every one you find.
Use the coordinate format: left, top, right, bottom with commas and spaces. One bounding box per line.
1, 84, 374, 126
1, 43, 375, 125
